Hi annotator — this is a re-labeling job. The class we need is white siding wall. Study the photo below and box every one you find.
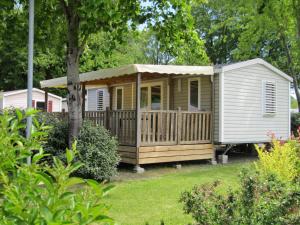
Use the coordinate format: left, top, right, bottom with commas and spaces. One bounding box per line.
4, 90, 61, 112
222, 64, 290, 143
87, 88, 109, 111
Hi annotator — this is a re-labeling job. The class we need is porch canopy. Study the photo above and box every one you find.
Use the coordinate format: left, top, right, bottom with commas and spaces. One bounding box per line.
40, 64, 214, 88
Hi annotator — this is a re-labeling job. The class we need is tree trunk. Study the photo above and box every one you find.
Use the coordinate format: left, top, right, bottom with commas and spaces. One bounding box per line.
280, 30, 300, 112
292, 0, 300, 112
61, 0, 82, 146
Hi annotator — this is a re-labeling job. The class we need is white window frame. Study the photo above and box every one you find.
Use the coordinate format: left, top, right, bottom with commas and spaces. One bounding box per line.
96, 89, 105, 111
262, 80, 277, 115
141, 81, 163, 110
115, 87, 124, 110
188, 77, 201, 111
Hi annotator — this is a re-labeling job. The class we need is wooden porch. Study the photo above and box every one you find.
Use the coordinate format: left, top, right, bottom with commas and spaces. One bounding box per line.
42, 66, 216, 166
55, 109, 214, 165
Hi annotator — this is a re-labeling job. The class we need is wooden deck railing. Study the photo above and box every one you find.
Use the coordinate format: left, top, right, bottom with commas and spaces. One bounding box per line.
51, 110, 136, 146
140, 110, 178, 145
140, 110, 211, 146
51, 110, 211, 146
109, 110, 136, 146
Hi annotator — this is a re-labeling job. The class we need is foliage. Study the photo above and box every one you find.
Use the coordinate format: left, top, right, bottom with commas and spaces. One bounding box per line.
0, 109, 113, 224
180, 170, 300, 225
44, 119, 119, 181
76, 121, 120, 181
291, 96, 298, 109
291, 113, 300, 135
255, 138, 300, 182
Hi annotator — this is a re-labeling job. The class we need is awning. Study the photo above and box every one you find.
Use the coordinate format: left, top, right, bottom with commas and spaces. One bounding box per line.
40, 64, 214, 88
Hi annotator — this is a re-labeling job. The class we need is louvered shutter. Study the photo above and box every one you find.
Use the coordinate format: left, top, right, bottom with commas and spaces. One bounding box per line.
263, 81, 276, 114
97, 89, 104, 111
32, 100, 35, 108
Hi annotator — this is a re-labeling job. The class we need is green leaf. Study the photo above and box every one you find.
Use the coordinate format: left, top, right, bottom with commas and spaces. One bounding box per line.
65, 177, 85, 188
41, 206, 53, 221
35, 172, 54, 191
66, 149, 74, 164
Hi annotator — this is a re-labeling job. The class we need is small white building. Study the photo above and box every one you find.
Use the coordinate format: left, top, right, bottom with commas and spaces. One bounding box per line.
0, 88, 62, 112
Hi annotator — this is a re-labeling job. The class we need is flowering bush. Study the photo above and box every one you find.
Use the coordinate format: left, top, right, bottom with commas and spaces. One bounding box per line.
255, 138, 300, 182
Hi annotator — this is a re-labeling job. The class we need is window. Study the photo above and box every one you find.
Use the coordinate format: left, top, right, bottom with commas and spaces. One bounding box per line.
151, 86, 161, 110
116, 87, 123, 110
140, 83, 162, 110
263, 81, 276, 114
36, 101, 45, 110
97, 90, 104, 111
141, 87, 148, 109
189, 78, 200, 110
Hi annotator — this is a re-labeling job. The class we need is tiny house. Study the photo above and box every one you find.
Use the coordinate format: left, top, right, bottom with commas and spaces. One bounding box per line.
0, 88, 62, 112
40, 58, 292, 166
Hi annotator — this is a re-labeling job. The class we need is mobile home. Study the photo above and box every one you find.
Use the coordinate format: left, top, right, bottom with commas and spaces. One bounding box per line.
40, 58, 292, 166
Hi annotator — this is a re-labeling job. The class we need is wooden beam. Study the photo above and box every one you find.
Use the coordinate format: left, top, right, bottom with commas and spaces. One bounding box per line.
82, 83, 86, 119
135, 73, 141, 164
211, 75, 214, 143
108, 86, 113, 110
168, 75, 174, 110
44, 88, 48, 112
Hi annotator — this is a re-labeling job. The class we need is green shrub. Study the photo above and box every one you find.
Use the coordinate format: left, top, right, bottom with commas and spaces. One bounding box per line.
44, 118, 120, 181
0, 110, 113, 224
255, 139, 300, 182
42, 116, 69, 162
76, 121, 120, 181
291, 112, 300, 136
180, 170, 300, 225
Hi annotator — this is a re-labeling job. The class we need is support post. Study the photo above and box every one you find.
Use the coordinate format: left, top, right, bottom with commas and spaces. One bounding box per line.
136, 73, 141, 147
108, 86, 113, 110
168, 75, 174, 110
135, 73, 143, 172
82, 83, 86, 119
44, 88, 48, 112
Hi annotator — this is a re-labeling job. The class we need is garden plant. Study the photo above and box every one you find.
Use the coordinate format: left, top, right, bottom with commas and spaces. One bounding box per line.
0, 109, 113, 224
181, 137, 300, 225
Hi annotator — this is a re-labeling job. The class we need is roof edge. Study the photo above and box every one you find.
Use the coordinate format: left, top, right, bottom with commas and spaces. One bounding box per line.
215, 58, 293, 82
3, 88, 62, 100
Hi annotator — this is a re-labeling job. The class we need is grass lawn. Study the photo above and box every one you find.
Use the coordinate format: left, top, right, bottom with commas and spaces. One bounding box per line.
104, 161, 253, 225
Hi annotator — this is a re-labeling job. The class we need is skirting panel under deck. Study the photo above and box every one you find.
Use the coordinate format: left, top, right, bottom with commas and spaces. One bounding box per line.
138, 144, 213, 165
118, 146, 137, 164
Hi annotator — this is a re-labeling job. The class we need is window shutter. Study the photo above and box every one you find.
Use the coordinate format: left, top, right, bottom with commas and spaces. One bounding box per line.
263, 81, 276, 114
48, 101, 53, 112
32, 100, 35, 108
97, 90, 104, 111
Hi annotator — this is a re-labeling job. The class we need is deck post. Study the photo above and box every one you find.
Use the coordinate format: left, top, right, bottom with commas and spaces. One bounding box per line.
44, 88, 48, 112
168, 75, 174, 110
135, 73, 144, 172
82, 83, 86, 119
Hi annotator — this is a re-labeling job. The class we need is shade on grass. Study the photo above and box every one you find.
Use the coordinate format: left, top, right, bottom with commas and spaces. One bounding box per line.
104, 162, 252, 225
